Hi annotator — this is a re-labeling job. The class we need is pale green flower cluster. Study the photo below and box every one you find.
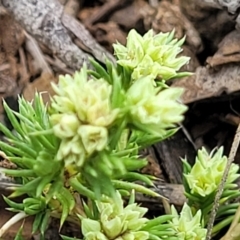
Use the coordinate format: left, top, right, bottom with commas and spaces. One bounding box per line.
184, 147, 239, 197
126, 76, 187, 135
171, 203, 207, 240
50, 66, 119, 167
113, 29, 190, 81
81, 191, 149, 240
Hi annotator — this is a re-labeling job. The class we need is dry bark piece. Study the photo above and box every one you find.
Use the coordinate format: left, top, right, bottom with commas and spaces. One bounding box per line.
1, 0, 89, 70
173, 63, 240, 104
62, 13, 115, 63
0, 13, 25, 112
2, 0, 114, 70
207, 30, 240, 67
0, 13, 25, 81
136, 182, 186, 208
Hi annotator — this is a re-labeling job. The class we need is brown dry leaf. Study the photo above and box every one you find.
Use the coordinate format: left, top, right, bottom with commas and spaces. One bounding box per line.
143, 156, 162, 178
173, 63, 240, 104
0, 14, 25, 78
180, 46, 200, 72
141, 0, 202, 53
180, 0, 236, 52
207, 30, 240, 67
81, 0, 131, 26
23, 72, 57, 104
64, 0, 81, 17
78, 6, 98, 23
0, 14, 25, 112
89, 22, 127, 52
110, 0, 147, 31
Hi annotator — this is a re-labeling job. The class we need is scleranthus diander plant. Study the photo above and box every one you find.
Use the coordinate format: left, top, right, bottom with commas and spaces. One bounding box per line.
0, 28, 239, 240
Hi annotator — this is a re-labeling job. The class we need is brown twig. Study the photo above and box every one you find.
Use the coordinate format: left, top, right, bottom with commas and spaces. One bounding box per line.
84, 0, 130, 26
1, 0, 115, 70
205, 123, 240, 240
1, 0, 90, 70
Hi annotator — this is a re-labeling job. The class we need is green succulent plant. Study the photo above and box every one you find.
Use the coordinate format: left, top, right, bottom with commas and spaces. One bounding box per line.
0, 28, 202, 240
113, 29, 191, 82
80, 191, 149, 240
170, 203, 207, 240
183, 147, 240, 236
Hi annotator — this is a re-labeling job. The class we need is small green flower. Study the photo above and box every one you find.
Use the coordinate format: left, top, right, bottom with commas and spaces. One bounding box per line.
113, 29, 190, 81
78, 125, 108, 155
132, 55, 176, 81
56, 136, 85, 167
171, 203, 207, 240
184, 147, 239, 197
50, 66, 120, 167
81, 191, 149, 240
51, 114, 79, 138
126, 76, 187, 135
113, 29, 144, 69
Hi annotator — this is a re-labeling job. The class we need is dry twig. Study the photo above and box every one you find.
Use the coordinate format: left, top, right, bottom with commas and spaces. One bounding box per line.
1, 0, 114, 70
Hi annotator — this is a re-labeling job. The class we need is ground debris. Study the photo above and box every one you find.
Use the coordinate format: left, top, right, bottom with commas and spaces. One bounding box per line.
1, 0, 240, 238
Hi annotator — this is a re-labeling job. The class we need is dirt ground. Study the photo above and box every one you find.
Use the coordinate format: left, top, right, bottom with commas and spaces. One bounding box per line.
1, 0, 240, 239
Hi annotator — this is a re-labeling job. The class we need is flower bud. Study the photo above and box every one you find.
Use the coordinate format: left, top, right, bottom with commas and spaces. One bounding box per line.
171, 203, 207, 240
113, 29, 190, 82
81, 191, 149, 240
126, 76, 187, 135
52, 114, 80, 138
78, 125, 108, 155
50, 66, 120, 167
184, 147, 240, 197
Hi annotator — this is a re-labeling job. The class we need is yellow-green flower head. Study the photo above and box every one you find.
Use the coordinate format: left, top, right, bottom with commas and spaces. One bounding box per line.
126, 76, 187, 135
81, 191, 149, 240
171, 203, 207, 240
184, 147, 240, 197
50, 66, 119, 167
113, 29, 190, 81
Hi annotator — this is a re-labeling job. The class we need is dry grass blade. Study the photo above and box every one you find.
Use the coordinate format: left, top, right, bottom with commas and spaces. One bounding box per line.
206, 123, 240, 240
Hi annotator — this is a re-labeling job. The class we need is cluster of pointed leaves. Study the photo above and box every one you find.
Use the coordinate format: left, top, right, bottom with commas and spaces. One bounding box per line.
183, 147, 240, 235
170, 203, 207, 240
113, 29, 191, 82
0, 28, 191, 239
49, 55, 187, 197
